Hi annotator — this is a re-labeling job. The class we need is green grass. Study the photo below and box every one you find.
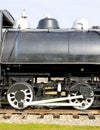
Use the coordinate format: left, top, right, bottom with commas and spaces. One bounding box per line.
0, 123, 100, 130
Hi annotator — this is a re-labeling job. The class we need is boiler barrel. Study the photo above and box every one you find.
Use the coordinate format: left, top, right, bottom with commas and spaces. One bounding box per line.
1, 30, 100, 64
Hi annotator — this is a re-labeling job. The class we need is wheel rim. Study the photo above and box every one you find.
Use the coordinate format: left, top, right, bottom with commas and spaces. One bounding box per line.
69, 83, 94, 110
69, 92, 94, 110
7, 82, 33, 109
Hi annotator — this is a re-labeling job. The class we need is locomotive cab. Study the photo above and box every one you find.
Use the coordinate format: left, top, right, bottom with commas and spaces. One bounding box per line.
0, 10, 14, 79
0, 9, 14, 41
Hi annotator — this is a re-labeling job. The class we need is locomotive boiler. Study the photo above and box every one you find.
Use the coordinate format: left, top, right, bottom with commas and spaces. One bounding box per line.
0, 9, 100, 110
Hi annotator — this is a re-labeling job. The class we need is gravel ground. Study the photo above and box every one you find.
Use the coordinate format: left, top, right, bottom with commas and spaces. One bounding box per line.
0, 114, 100, 126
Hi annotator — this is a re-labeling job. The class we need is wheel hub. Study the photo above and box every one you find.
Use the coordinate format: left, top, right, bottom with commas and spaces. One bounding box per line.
15, 91, 25, 101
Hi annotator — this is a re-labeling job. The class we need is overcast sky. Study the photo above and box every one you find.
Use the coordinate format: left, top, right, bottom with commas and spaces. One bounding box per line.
0, 0, 100, 28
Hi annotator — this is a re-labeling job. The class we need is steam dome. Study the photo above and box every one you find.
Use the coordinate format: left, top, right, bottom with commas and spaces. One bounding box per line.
37, 17, 60, 29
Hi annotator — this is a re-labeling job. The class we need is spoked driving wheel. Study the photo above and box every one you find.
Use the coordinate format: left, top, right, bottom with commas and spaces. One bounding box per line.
7, 82, 33, 109
69, 83, 94, 110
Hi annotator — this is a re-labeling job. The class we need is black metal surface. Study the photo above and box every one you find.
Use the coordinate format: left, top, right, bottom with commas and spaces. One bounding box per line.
0, 11, 2, 47
0, 9, 14, 66
1, 30, 100, 64
2, 64, 100, 77
70, 83, 93, 98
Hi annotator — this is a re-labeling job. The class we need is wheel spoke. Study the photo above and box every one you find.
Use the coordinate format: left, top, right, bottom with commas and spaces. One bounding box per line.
69, 83, 94, 110
7, 82, 33, 109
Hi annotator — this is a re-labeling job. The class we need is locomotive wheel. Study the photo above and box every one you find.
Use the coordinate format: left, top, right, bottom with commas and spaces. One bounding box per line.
69, 83, 94, 110
7, 82, 33, 109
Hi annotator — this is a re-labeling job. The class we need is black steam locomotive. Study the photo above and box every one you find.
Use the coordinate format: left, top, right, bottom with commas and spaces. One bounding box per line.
0, 10, 100, 110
